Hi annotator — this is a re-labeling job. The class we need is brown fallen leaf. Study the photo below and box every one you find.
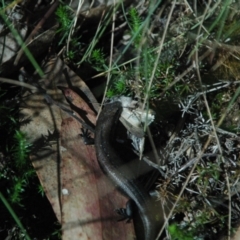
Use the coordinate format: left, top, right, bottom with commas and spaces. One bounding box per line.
20, 57, 135, 239
59, 87, 135, 239
59, 86, 96, 124
60, 116, 134, 240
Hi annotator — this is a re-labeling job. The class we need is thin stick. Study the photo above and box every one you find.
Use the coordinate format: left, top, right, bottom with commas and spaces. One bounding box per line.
97, 1, 116, 118
14, 1, 59, 65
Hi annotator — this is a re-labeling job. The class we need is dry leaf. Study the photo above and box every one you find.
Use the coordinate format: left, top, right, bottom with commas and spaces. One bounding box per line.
20, 57, 135, 239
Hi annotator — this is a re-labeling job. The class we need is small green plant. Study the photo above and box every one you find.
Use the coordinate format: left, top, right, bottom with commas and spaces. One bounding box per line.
128, 7, 142, 47
87, 7, 181, 99
126, 8, 179, 99
12, 131, 31, 169
88, 48, 128, 96
55, 6, 83, 61
168, 223, 202, 240
114, 77, 126, 93
89, 49, 107, 71
106, 77, 128, 97
5, 130, 34, 204
50, 221, 62, 239
67, 37, 83, 61
0, 91, 34, 237
0, 95, 34, 205
106, 88, 115, 98
38, 184, 45, 197
55, 4, 73, 44
67, 50, 76, 60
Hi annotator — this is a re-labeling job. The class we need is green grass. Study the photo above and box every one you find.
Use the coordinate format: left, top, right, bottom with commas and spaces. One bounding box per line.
0, 191, 31, 240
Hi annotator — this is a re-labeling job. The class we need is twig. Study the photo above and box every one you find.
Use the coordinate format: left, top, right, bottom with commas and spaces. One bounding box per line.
14, 1, 59, 65
0, 77, 95, 132
98, 1, 116, 119
177, 153, 218, 173
194, 18, 232, 238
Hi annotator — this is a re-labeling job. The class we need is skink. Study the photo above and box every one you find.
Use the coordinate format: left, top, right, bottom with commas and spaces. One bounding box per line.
95, 101, 159, 240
